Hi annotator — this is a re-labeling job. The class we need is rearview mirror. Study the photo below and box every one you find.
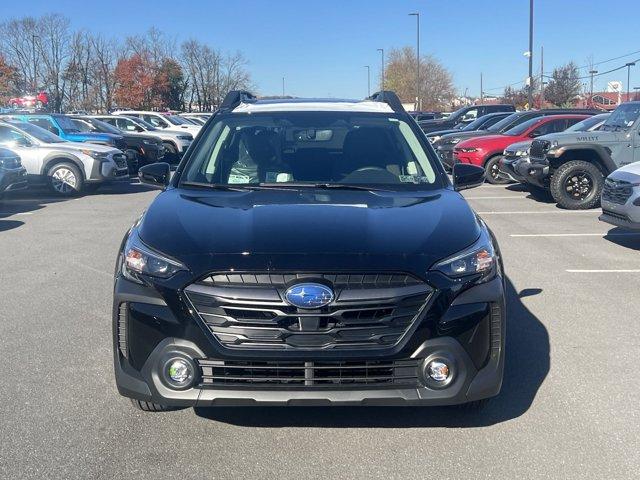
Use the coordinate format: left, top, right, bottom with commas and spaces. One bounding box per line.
139, 162, 171, 189
452, 163, 485, 191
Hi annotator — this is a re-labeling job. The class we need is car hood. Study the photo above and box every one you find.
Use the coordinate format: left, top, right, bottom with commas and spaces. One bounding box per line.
457, 134, 519, 150
436, 130, 493, 146
538, 130, 621, 145
608, 161, 640, 181
504, 140, 533, 153
42, 141, 119, 154
138, 188, 482, 274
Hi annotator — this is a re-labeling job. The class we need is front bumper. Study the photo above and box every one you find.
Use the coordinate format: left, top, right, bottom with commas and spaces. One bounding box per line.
113, 273, 506, 407
500, 156, 527, 183
600, 187, 640, 229
0, 167, 28, 193
87, 155, 130, 182
519, 157, 549, 188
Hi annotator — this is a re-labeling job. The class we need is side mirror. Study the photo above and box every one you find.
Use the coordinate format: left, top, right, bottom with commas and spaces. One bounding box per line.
452, 163, 485, 191
139, 162, 171, 189
13, 137, 32, 147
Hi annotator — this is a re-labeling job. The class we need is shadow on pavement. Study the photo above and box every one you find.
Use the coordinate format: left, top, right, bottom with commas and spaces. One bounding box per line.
604, 227, 640, 251
195, 278, 550, 428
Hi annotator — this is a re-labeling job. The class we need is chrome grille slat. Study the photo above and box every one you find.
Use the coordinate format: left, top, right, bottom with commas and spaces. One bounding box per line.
185, 271, 432, 351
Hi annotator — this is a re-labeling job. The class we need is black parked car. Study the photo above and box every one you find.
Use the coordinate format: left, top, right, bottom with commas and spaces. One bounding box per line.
419, 104, 515, 134
0, 147, 27, 198
70, 116, 165, 173
433, 109, 601, 170
113, 90, 505, 412
423, 111, 514, 143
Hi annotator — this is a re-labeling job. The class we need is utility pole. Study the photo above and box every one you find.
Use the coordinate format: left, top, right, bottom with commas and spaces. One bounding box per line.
589, 70, 598, 107
282, 77, 285, 97
539, 46, 544, 108
480, 73, 483, 105
409, 12, 420, 110
527, 0, 534, 110
625, 62, 636, 101
364, 65, 371, 97
377, 48, 385, 90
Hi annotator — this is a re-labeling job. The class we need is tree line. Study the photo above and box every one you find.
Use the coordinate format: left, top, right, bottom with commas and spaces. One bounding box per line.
0, 14, 253, 112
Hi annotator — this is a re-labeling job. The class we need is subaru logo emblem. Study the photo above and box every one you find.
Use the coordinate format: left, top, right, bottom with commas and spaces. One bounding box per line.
284, 283, 334, 309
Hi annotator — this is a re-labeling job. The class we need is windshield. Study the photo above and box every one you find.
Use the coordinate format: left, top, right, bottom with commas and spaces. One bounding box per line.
486, 113, 520, 133
565, 115, 606, 132
131, 117, 158, 130
601, 103, 640, 131
164, 115, 191, 125
8, 120, 65, 143
84, 117, 122, 135
55, 115, 81, 133
503, 117, 540, 136
462, 114, 501, 131
180, 112, 441, 190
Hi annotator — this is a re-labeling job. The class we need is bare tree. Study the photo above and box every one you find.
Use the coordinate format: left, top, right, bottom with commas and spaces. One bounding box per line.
37, 14, 71, 112
384, 47, 455, 110
91, 34, 120, 111
0, 17, 41, 93
545, 62, 581, 107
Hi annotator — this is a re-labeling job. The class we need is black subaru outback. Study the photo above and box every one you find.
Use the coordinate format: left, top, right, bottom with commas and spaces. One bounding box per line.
113, 91, 505, 411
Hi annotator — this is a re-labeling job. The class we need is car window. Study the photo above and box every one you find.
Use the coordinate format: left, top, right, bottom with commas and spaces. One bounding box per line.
0, 125, 29, 145
27, 117, 59, 135
144, 115, 169, 128
181, 112, 440, 190
116, 117, 138, 131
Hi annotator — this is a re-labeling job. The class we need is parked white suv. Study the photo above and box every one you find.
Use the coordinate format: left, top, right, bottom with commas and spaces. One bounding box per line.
0, 120, 128, 195
94, 115, 193, 162
112, 110, 201, 137
600, 162, 640, 230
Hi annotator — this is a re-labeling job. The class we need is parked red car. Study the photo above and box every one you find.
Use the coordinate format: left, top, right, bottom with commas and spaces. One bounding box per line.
453, 114, 590, 184
8, 91, 49, 109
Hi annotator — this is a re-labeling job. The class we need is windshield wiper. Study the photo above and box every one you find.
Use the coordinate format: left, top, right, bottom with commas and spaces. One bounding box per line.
181, 181, 255, 191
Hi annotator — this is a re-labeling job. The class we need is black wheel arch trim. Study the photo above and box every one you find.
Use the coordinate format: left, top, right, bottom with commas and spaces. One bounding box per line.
40, 153, 86, 179
550, 144, 617, 174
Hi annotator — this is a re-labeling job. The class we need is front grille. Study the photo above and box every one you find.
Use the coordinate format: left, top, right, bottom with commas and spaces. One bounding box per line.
117, 303, 128, 359
197, 358, 420, 389
529, 139, 551, 160
185, 272, 432, 351
113, 153, 128, 169
602, 178, 634, 205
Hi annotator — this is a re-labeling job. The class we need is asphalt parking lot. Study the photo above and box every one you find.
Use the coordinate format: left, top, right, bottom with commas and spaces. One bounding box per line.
1, 181, 639, 479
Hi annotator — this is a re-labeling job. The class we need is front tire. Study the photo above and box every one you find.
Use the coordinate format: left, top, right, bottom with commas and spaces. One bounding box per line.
484, 156, 511, 184
550, 160, 603, 209
163, 142, 179, 163
48, 162, 83, 196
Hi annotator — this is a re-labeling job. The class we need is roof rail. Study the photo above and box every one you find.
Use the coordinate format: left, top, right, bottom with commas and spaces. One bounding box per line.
367, 90, 406, 114
220, 90, 257, 111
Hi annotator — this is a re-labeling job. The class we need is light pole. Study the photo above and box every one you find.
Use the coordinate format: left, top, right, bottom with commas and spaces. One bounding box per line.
282, 77, 285, 97
409, 12, 420, 110
377, 48, 385, 90
625, 62, 636, 101
589, 70, 598, 106
527, 0, 534, 110
364, 65, 370, 97
635, 86, 640, 101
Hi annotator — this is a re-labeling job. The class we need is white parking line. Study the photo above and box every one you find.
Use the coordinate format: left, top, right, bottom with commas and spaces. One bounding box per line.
511, 232, 640, 238
566, 269, 640, 273
477, 210, 598, 215
0, 211, 32, 216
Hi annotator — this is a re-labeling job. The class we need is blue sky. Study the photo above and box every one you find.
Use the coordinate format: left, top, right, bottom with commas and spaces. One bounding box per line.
1, 0, 639, 99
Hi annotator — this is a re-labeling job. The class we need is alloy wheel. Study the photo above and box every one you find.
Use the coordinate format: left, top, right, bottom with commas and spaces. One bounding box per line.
51, 167, 77, 194
564, 171, 593, 201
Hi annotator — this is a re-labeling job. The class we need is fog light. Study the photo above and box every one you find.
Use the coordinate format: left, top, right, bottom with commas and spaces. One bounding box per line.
426, 360, 451, 382
164, 358, 194, 388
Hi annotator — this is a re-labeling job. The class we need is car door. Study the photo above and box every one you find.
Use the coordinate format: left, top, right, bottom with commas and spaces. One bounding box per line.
0, 126, 41, 174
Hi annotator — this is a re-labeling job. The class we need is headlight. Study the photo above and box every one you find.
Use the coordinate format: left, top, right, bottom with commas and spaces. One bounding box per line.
122, 229, 187, 283
457, 147, 478, 153
515, 150, 528, 157
433, 230, 496, 280
81, 149, 108, 160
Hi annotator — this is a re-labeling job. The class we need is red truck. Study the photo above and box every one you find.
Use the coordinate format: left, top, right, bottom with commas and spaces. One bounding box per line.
8, 91, 49, 109
453, 114, 589, 184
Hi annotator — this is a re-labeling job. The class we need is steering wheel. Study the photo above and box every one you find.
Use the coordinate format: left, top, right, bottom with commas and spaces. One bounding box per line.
340, 166, 399, 184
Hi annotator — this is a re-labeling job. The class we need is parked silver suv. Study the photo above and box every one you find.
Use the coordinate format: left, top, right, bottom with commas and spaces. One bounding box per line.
0, 120, 128, 195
